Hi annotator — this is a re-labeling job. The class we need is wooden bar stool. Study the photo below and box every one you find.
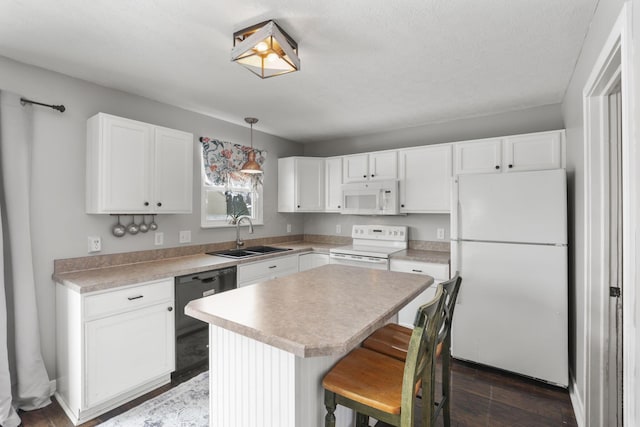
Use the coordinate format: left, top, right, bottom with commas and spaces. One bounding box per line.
362, 273, 462, 427
322, 285, 447, 427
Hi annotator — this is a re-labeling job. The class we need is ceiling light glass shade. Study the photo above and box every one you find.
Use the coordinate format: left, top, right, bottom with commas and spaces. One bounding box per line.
240, 117, 263, 174
232, 20, 300, 79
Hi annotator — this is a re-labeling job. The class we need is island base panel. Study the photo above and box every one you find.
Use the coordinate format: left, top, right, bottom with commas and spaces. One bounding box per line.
209, 325, 353, 427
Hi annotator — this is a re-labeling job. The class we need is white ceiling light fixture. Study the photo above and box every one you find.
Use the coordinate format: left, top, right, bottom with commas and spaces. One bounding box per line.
240, 117, 263, 174
231, 20, 300, 79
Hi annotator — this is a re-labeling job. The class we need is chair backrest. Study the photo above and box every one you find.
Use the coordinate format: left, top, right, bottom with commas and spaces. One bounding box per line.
400, 284, 447, 426
438, 273, 462, 344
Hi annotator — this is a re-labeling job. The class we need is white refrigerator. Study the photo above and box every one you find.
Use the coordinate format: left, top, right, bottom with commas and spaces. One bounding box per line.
450, 169, 568, 387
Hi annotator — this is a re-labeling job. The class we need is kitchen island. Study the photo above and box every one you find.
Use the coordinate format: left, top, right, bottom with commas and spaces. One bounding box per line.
185, 264, 433, 427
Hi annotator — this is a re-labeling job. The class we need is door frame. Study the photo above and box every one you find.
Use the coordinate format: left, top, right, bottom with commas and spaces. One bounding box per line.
582, 2, 637, 426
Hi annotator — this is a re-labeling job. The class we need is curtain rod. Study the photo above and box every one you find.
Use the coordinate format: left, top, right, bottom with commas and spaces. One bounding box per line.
20, 97, 65, 113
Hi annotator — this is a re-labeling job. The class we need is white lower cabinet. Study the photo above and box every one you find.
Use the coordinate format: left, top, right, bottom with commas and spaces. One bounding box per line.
298, 253, 330, 271
56, 278, 175, 425
390, 259, 450, 328
237, 254, 299, 287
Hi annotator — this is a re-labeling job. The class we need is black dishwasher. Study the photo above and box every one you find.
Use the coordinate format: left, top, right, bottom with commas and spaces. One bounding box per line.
174, 266, 237, 375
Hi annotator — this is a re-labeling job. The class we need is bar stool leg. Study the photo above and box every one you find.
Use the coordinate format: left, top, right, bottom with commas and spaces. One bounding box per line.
324, 389, 337, 427
442, 337, 452, 427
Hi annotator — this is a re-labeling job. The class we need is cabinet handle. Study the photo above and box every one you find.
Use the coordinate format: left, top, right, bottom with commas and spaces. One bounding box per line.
337, 205, 341, 208
167, 306, 173, 312
268, 265, 277, 269
412, 269, 423, 273
144, 201, 149, 206
128, 295, 144, 301
401, 204, 405, 208
363, 174, 367, 178
495, 165, 500, 170
157, 202, 162, 207
508, 164, 513, 168
297, 205, 301, 208
371, 174, 375, 178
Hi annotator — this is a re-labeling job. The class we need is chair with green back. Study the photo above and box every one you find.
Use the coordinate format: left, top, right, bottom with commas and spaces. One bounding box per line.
322, 284, 447, 427
361, 273, 462, 426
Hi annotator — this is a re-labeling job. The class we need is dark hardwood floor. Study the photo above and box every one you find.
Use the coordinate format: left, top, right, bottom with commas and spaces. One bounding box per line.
19, 360, 576, 427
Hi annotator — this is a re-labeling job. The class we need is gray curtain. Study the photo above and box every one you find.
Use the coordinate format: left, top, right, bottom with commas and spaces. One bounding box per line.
0, 91, 51, 427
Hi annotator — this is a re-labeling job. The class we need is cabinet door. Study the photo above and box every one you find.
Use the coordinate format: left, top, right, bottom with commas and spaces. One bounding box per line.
153, 127, 193, 213
399, 145, 452, 213
369, 151, 398, 181
237, 254, 299, 287
342, 154, 369, 183
95, 115, 153, 213
503, 131, 562, 172
325, 157, 343, 211
85, 302, 174, 407
298, 253, 330, 271
454, 138, 503, 175
295, 158, 324, 211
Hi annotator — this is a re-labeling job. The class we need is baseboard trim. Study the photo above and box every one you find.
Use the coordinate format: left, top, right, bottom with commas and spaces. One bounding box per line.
569, 377, 585, 427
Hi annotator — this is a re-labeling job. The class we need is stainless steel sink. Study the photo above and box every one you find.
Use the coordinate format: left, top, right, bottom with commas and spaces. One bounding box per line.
207, 246, 291, 259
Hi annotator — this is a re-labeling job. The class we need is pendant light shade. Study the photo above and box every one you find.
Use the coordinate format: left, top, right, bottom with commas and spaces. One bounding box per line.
240, 117, 263, 174
231, 20, 300, 79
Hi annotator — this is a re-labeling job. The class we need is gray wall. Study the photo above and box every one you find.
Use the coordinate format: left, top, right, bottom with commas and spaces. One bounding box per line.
0, 55, 304, 378
560, 0, 627, 423
303, 103, 564, 157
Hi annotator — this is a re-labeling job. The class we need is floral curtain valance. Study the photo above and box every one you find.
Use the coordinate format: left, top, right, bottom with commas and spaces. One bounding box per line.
200, 137, 267, 187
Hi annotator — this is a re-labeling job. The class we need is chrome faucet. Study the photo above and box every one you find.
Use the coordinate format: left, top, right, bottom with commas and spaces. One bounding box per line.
235, 215, 254, 248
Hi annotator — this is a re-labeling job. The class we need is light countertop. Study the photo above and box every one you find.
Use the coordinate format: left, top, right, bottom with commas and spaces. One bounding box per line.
185, 264, 434, 357
52, 241, 448, 294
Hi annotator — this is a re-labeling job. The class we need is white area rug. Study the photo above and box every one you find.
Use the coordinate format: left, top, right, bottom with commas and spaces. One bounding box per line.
98, 371, 209, 427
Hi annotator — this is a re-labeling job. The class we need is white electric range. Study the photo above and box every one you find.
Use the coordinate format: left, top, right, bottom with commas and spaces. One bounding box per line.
329, 225, 408, 270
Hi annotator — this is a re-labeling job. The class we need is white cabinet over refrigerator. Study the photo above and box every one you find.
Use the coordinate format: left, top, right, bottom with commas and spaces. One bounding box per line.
451, 169, 568, 387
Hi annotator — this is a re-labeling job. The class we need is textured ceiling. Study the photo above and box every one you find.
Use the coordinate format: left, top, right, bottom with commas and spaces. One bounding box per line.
0, 0, 598, 143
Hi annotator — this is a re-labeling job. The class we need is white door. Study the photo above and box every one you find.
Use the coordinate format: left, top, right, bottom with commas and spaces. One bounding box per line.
342, 154, 369, 183
100, 115, 152, 212
456, 169, 567, 244
451, 241, 568, 386
368, 151, 397, 181
325, 157, 343, 211
295, 157, 324, 211
399, 145, 452, 212
85, 302, 174, 407
454, 138, 502, 174
154, 127, 193, 213
503, 131, 563, 172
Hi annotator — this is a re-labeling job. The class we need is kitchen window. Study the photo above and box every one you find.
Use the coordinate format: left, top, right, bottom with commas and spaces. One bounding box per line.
200, 137, 265, 228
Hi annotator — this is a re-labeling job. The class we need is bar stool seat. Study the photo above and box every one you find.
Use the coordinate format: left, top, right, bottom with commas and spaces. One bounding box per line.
323, 347, 405, 414
363, 323, 443, 361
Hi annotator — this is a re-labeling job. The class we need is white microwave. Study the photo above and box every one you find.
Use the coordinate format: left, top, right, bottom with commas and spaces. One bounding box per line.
341, 180, 400, 215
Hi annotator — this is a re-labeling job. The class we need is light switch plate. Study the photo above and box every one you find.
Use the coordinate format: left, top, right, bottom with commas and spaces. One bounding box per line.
436, 228, 445, 240
87, 236, 101, 253
155, 232, 164, 246
336, 224, 342, 234
287, 224, 291, 233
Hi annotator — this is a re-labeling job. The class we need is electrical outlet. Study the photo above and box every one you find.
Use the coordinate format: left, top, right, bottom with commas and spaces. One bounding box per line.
155, 232, 164, 246
87, 236, 101, 253
286, 224, 291, 233
437, 228, 445, 240
336, 224, 342, 234
179, 230, 191, 243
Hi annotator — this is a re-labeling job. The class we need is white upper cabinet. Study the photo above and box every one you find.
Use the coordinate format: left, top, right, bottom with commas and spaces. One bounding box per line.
398, 144, 452, 213
325, 156, 343, 212
343, 151, 397, 183
278, 157, 325, 212
454, 130, 564, 175
454, 138, 503, 174
503, 131, 563, 172
86, 113, 193, 214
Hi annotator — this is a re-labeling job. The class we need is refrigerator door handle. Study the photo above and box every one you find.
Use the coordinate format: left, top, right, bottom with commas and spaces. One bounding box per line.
450, 177, 460, 240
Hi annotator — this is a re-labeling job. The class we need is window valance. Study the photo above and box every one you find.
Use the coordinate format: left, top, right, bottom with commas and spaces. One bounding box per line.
199, 137, 267, 187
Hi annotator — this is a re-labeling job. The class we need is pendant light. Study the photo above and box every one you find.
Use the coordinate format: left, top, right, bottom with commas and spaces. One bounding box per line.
240, 117, 262, 174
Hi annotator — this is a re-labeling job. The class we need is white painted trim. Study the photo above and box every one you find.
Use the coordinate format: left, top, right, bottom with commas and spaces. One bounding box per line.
49, 379, 56, 397
582, 3, 637, 426
570, 377, 586, 427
